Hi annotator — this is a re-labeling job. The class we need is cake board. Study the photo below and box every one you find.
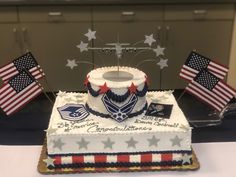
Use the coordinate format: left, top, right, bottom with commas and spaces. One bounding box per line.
38, 140, 200, 174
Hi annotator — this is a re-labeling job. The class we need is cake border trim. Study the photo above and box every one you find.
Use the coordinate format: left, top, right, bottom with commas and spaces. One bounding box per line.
38, 139, 200, 174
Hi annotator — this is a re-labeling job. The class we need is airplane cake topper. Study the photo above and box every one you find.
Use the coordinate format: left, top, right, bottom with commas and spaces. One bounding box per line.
66, 29, 169, 71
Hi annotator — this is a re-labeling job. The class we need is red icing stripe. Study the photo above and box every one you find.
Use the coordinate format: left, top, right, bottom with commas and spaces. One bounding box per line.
141, 153, 152, 163
117, 155, 129, 163
161, 153, 173, 161
95, 155, 107, 163
54, 156, 61, 165
72, 156, 84, 163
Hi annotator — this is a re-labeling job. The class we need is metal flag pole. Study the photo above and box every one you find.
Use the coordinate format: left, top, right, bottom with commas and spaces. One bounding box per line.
177, 89, 186, 102
24, 69, 54, 105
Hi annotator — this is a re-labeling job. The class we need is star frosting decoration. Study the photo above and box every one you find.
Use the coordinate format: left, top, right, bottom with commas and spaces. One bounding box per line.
170, 135, 183, 147
128, 82, 137, 93
102, 137, 115, 149
77, 138, 90, 150
126, 137, 138, 149
76, 41, 88, 52
99, 82, 110, 94
147, 135, 160, 147
43, 157, 55, 167
182, 154, 192, 165
153, 45, 165, 57
66, 59, 78, 69
157, 58, 168, 69
144, 34, 156, 46
53, 138, 65, 150
84, 29, 96, 41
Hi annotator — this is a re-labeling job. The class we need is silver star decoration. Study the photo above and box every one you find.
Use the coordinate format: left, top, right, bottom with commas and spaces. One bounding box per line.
182, 154, 192, 165
147, 135, 160, 147
77, 138, 90, 150
84, 29, 96, 41
102, 137, 115, 149
43, 156, 55, 167
53, 138, 65, 150
157, 58, 168, 69
66, 59, 78, 70
76, 41, 88, 52
153, 45, 165, 57
170, 135, 183, 147
126, 137, 138, 149
144, 34, 156, 46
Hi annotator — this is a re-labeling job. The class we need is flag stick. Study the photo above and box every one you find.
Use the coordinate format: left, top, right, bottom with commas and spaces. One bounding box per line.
177, 89, 186, 102
24, 69, 54, 105
43, 77, 57, 98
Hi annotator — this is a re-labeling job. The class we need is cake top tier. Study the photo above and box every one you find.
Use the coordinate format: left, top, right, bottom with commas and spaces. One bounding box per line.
87, 66, 147, 88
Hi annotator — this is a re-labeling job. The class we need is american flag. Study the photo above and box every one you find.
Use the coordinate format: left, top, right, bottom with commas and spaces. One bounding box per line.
180, 51, 228, 81
185, 69, 236, 112
0, 52, 45, 83
0, 70, 43, 116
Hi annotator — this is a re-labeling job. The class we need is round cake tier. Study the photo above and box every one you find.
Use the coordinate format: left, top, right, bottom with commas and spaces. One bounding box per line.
85, 66, 148, 122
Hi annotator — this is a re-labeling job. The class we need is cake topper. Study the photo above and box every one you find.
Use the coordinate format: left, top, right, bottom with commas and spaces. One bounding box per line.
66, 29, 169, 72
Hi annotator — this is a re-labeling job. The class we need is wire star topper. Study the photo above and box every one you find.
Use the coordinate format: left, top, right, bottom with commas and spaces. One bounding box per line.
66, 29, 169, 71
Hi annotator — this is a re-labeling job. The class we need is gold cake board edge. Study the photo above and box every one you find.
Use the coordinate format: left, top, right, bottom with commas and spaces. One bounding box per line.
37, 140, 200, 174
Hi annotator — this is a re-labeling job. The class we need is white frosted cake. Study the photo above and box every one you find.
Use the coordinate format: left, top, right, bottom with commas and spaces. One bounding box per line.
45, 67, 194, 171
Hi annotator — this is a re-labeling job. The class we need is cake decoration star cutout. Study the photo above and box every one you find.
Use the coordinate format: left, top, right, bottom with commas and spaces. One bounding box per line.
128, 82, 137, 93
170, 135, 183, 147
43, 157, 55, 167
126, 137, 138, 148
84, 29, 96, 41
102, 137, 115, 149
66, 59, 78, 69
157, 58, 168, 69
153, 45, 165, 57
76, 41, 88, 52
77, 138, 90, 150
53, 138, 65, 150
99, 82, 110, 94
144, 34, 156, 46
182, 154, 192, 165
147, 135, 160, 147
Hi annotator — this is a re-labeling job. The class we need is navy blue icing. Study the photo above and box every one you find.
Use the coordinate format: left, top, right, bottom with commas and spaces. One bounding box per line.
85, 102, 148, 120
86, 82, 148, 103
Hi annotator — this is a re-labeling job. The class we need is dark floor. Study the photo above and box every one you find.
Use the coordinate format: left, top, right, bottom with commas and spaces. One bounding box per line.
0, 90, 236, 145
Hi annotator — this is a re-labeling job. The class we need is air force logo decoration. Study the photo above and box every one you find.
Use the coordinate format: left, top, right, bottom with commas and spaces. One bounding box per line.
57, 104, 89, 121
102, 94, 138, 122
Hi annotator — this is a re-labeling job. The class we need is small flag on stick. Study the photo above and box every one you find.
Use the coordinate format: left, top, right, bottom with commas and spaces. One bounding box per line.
180, 51, 228, 81
0, 52, 45, 82
185, 69, 236, 112
0, 70, 43, 116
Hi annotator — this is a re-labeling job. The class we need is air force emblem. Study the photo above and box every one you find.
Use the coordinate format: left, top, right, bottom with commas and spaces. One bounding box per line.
57, 104, 89, 121
102, 94, 138, 122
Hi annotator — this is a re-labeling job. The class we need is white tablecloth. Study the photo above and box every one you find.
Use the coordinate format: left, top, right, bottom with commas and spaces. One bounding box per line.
0, 142, 235, 177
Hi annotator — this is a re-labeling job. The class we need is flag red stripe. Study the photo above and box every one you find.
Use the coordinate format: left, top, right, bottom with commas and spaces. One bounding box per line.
210, 59, 229, 71
6, 89, 42, 115
0, 88, 15, 105
185, 87, 222, 111
213, 86, 231, 101
208, 64, 227, 76
187, 83, 224, 109
0, 63, 14, 73
1, 68, 18, 81
214, 83, 235, 100
0, 83, 11, 95
182, 65, 198, 74
189, 82, 227, 105
1, 82, 38, 108
218, 81, 236, 96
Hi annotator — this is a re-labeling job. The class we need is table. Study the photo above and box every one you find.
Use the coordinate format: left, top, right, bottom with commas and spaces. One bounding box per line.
0, 142, 235, 177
